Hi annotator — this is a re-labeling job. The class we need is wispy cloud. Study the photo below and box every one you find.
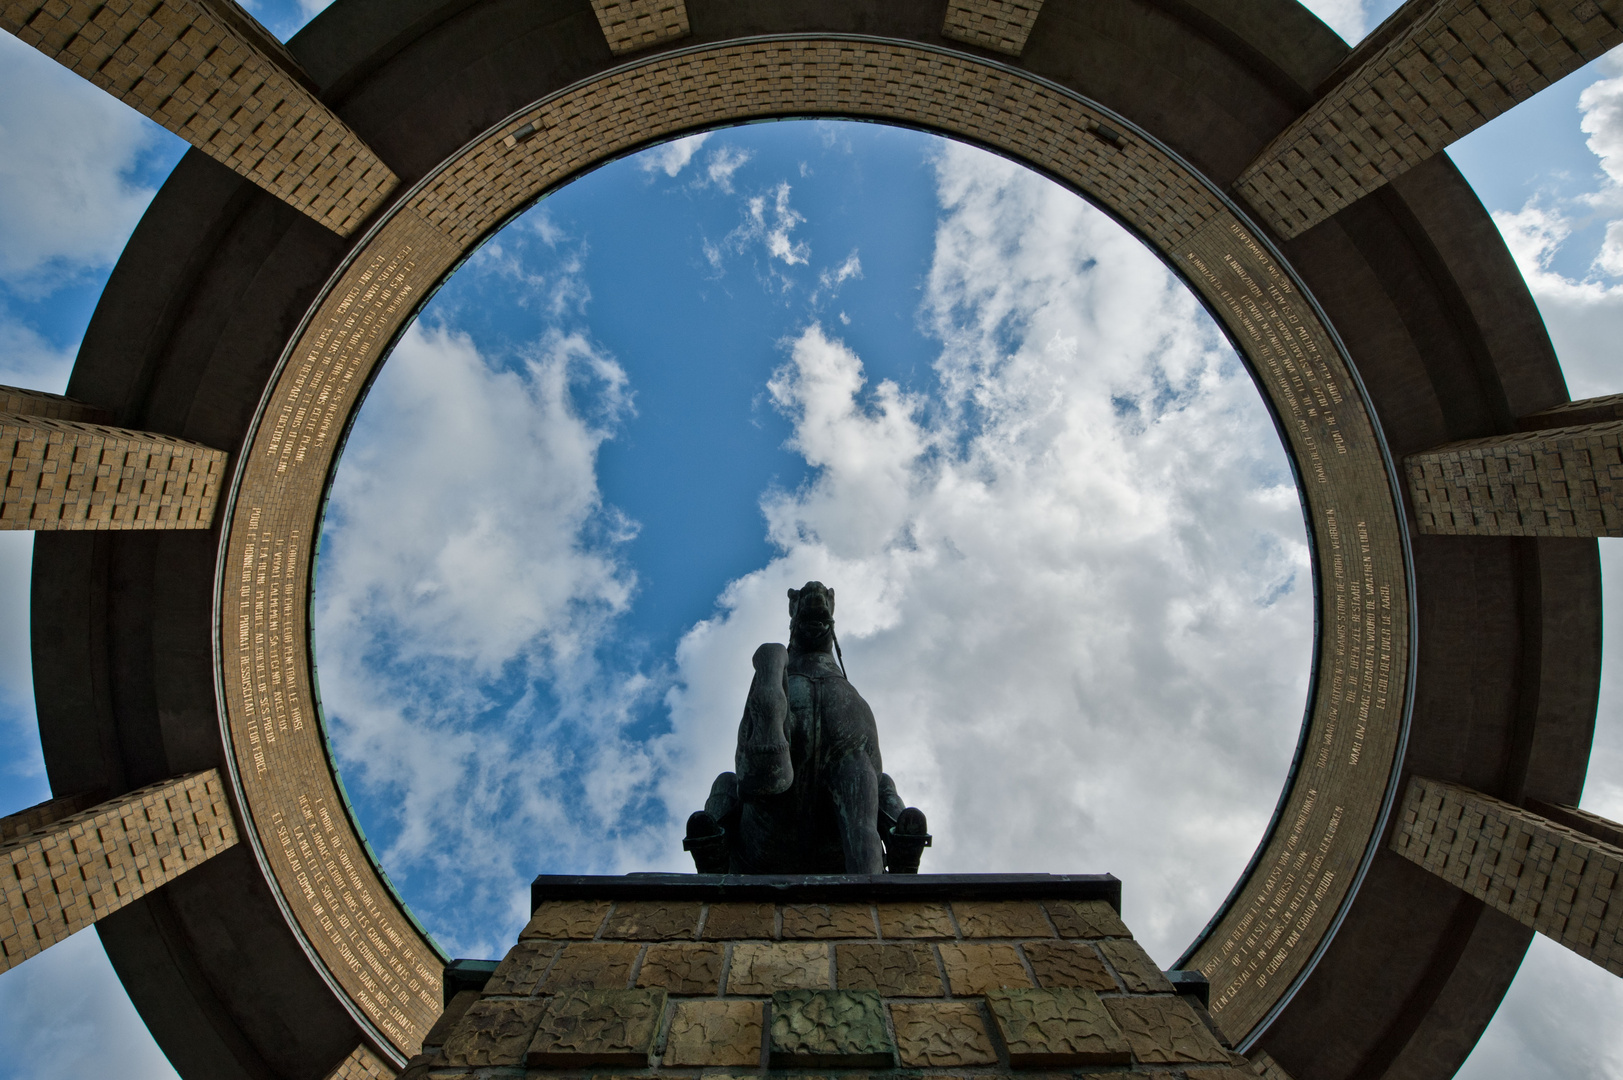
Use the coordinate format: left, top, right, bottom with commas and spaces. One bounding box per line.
640, 133, 713, 178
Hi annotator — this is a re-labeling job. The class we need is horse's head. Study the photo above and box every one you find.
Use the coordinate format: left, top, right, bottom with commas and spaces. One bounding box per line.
788, 581, 836, 653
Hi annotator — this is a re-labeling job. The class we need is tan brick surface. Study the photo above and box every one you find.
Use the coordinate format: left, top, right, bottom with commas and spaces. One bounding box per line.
588, 0, 688, 55
484, 940, 559, 995
726, 942, 832, 993
1044, 899, 1130, 939
1104, 995, 1232, 1064
1022, 941, 1117, 991
942, 0, 1044, 55
769, 989, 893, 1067
836, 942, 944, 995
782, 902, 876, 938
1405, 420, 1623, 536
422, 991, 480, 1048
1097, 939, 1173, 993
604, 900, 701, 940
0, 385, 108, 423
986, 988, 1131, 1067
703, 902, 776, 939
661, 998, 763, 1066
541, 942, 638, 991
526, 988, 665, 1066
522, 900, 610, 940
953, 900, 1053, 938
442, 999, 543, 1067
0, 771, 237, 973
637, 942, 723, 994
1238, 0, 1623, 238
0, 0, 398, 234
0, 792, 97, 843
323, 1044, 395, 1080
1391, 776, 1623, 975
878, 901, 957, 939
1, 414, 226, 530
890, 1001, 998, 1066
938, 943, 1032, 995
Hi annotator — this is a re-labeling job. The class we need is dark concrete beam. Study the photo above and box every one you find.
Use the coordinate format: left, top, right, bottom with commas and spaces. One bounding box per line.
0, 0, 399, 235
1237, 0, 1623, 238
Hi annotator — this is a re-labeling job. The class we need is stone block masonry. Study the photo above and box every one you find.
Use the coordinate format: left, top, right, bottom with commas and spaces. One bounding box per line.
1392, 776, 1623, 975
0, 771, 237, 973
405, 876, 1274, 1077
1404, 419, 1623, 536
942, 0, 1045, 56
2, 413, 226, 529
1, 0, 398, 235
1238, 0, 1623, 238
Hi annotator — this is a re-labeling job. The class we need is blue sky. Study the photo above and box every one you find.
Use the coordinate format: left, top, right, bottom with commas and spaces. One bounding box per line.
1, 1, 1622, 1077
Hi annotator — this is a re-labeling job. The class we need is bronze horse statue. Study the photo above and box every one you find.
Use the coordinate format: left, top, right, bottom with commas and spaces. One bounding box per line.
684, 582, 929, 874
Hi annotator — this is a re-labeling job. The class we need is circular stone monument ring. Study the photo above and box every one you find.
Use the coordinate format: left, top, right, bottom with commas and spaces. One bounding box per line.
5, 1, 1614, 1079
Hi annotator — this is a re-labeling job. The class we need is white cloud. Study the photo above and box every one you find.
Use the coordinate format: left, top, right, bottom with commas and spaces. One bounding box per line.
314, 321, 664, 954
0, 931, 177, 1080
1295, 0, 1368, 42
0, 317, 75, 396
733, 182, 810, 267
1457, 933, 1623, 1080
814, 250, 862, 301
1490, 53, 1623, 399
640, 133, 712, 178
705, 145, 752, 192
0, 35, 164, 290
657, 143, 1311, 963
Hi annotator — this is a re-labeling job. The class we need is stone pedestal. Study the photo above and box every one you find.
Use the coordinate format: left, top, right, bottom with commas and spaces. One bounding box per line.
403, 875, 1283, 1079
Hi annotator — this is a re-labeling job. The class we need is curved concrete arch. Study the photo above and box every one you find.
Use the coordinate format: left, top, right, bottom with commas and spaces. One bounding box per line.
29, 2, 1597, 1078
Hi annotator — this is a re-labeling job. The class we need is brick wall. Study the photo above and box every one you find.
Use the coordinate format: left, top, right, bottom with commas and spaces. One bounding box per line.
942, 0, 1045, 55
1, 413, 226, 529
1404, 420, 1623, 536
0, 771, 238, 973
1238, 0, 1623, 238
1, 0, 398, 235
588, 0, 688, 55
403, 890, 1261, 1078
0, 793, 100, 843
325, 1044, 397, 1080
1391, 777, 1622, 976
0, 385, 109, 424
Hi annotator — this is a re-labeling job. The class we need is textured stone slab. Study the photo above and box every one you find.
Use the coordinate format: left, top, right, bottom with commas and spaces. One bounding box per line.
938, 942, 1033, 995
836, 943, 944, 995
483, 940, 559, 995
877, 902, 957, 939
1097, 939, 1173, 992
541, 942, 639, 991
637, 943, 724, 994
890, 1001, 998, 1066
523, 900, 611, 940
526, 989, 666, 1066
1021, 941, 1117, 991
662, 999, 764, 1066
604, 901, 701, 940
423, 990, 481, 1048
769, 989, 893, 1067
704, 902, 777, 939
1043, 899, 1129, 939
442, 999, 545, 1067
986, 988, 1130, 1067
727, 942, 832, 993
782, 903, 877, 938
1104, 995, 1231, 1064
953, 900, 1053, 938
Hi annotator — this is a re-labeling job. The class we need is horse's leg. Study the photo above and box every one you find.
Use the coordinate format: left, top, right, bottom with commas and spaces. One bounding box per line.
736, 643, 793, 798
830, 754, 884, 874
